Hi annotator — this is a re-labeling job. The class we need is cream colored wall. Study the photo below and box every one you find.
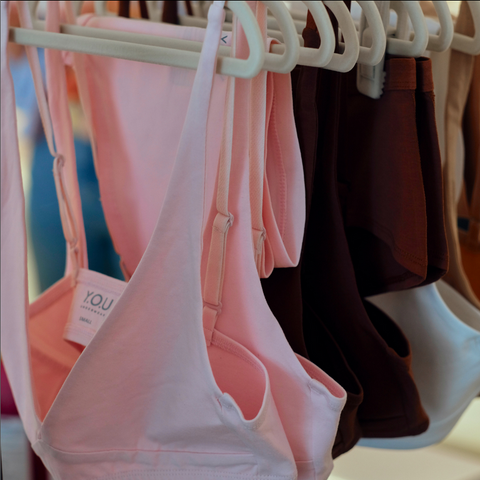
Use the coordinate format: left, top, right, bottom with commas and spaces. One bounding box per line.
447, 1, 462, 17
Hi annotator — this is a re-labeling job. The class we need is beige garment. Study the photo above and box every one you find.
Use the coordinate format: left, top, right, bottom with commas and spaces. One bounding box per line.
420, 1, 458, 20
423, 2, 461, 196
443, 1, 480, 309
458, 53, 480, 298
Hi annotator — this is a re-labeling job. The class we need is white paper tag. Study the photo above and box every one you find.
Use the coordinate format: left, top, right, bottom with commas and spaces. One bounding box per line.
64, 268, 126, 347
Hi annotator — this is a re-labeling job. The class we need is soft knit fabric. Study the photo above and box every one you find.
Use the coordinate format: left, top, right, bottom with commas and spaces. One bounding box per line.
2, 3, 302, 479
458, 53, 480, 299
67, 8, 305, 281
200, 7, 346, 478
360, 282, 480, 449
62, 4, 347, 477
443, 1, 480, 309
339, 56, 429, 296
262, 13, 428, 457
414, 57, 449, 286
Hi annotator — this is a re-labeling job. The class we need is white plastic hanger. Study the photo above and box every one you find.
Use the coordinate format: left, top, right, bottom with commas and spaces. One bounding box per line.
243, 1, 380, 68
256, 1, 300, 73
288, 3, 310, 22
427, 1, 454, 52
338, 2, 386, 67
350, 1, 453, 53
224, 7, 307, 35
271, 1, 336, 68
357, 1, 429, 99
142, 0, 298, 43
451, 0, 480, 55
299, 1, 336, 67
139, 2, 362, 70
171, 1, 308, 35
238, 1, 337, 68
323, 1, 360, 73
145, 0, 176, 22
13, 1, 266, 78
259, 1, 384, 68
61, 2, 241, 61
142, 1, 339, 68
388, 1, 429, 57
93, 0, 301, 74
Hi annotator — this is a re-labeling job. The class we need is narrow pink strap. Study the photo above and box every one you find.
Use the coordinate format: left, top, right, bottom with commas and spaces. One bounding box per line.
63, 2, 97, 160
248, 2, 268, 276
213, 37, 234, 218
45, 1, 88, 273
202, 212, 234, 338
203, 17, 236, 345
16, 2, 56, 157
179, 0, 226, 169
16, 1, 86, 277
53, 155, 80, 280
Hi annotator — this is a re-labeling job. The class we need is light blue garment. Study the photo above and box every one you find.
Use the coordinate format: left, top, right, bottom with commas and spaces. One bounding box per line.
9, 48, 45, 139
10, 49, 123, 290
29, 135, 124, 292
359, 284, 480, 450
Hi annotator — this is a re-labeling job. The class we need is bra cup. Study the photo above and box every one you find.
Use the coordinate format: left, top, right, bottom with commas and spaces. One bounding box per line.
219, 391, 298, 477
31, 168, 295, 478
361, 284, 480, 448
295, 354, 350, 475
3, 2, 298, 478
437, 279, 480, 332
213, 208, 346, 478
207, 341, 266, 422
200, 38, 346, 475
34, 284, 295, 477
301, 304, 363, 457
28, 279, 80, 421
288, 44, 429, 443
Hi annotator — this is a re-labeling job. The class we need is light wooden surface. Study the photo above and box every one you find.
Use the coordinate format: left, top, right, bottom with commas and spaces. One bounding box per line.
330, 399, 480, 480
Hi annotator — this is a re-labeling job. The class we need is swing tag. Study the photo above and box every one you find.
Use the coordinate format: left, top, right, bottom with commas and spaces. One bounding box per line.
64, 268, 126, 347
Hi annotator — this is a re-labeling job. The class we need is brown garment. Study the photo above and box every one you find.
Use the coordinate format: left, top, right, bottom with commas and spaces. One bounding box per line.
443, 1, 480, 309
263, 7, 363, 458
264, 60, 364, 458
342, 56, 448, 291
415, 57, 449, 285
118, 1, 149, 19
264, 18, 363, 457
262, 12, 429, 457
162, 1, 193, 25
339, 57, 428, 297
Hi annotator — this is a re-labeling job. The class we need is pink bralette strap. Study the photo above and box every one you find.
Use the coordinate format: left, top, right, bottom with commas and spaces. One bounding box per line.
203, 23, 236, 345
17, 1, 83, 280
247, 1, 269, 277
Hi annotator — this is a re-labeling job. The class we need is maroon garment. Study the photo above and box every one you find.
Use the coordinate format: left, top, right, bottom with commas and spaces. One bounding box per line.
118, 1, 149, 19
264, 60, 364, 458
301, 57, 428, 440
339, 58, 428, 296
263, 18, 363, 458
162, 1, 193, 25
415, 57, 449, 284
262, 13, 429, 456
1, 361, 18, 416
